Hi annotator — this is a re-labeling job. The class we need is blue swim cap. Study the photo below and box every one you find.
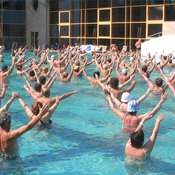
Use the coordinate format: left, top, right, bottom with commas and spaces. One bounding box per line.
127, 100, 139, 113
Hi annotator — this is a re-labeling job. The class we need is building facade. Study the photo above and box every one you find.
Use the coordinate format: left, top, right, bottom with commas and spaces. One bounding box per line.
0, 0, 175, 50
49, 0, 175, 50
0, 0, 26, 48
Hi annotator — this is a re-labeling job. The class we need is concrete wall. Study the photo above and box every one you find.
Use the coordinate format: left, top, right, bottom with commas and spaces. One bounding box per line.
163, 22, 175, 35
26, 0, 48, 48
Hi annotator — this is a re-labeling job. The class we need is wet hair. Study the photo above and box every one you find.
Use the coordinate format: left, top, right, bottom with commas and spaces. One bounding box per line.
0, 112, 11, 127
155, 77, 163, 87
42, 67, 48, 73
74, 60, 80, 66
31, 102, 40, 115
107, 57, 112, 63
29, 70, 35, 77
93, 71, 100, 78
130, 130, 144, 148
97, 59, 101, 64
34, 83, 42, 92
42, 89, 50, 98
2, 65, 8, 72
62, 72, 68, 78
39, 76, 46, 85
163, 56, 167, 60
108, 77, 119, 89
169, 59, 172, 64
142, 65, 147, 72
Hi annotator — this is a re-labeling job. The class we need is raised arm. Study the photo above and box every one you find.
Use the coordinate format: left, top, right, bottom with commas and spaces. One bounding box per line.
159, 67, 175, 96
143, 114, 165, 155
65, 68, 74, 82
18, 96, 33, 119
58, 90, 79, 101
8, 104, 49, 140
0, 84, 7, 99
142, 73, 154, 89
106, 95, 125, 120
136, 88, 151, 104
4, 56, 16, 77
138, 92, 168, 121
110, 92, 122, 108
0, 92, 19, 112
124, 80, 137, 92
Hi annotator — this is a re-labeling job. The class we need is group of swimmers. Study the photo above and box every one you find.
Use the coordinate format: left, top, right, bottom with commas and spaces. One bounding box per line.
0, 41, 174, 161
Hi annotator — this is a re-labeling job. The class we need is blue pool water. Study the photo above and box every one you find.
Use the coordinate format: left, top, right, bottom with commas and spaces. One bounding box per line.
0, 51, 175, 175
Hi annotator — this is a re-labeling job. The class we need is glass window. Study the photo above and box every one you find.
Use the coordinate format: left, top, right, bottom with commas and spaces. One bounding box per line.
3, 0, 26, 10
112, 0, 125, 7
148, 0, 163, 4
3, 37, 26, 49
70, 0, 81, 9
3, 11, 25, 23
131, 39, 138, 50
60, 12, 69, 23
60, 38, 69, 45
60, 26, 69, 36
132, 0, 146, 5
86, 24, 97, 37
115, 39, 125, 50
125, 39, 130, 49
131, 23, 146, 38
31, 32, 38, 48
86, 0, 97, 8
86, 38, 97, 45
71, 10, 81, 23
50, 38, 59, 48
86, 9, 97, 23
71, 25, 80, 37
70, 38, 80, 45
82, 10, 85, 23
0, 24, 2, 37
126, 7, 130, 22
49, 0, 59, 11
132, 7, 146, 22
50, 12, 58, 24
112, 24, 125, 37
98, 39, 110, 46
99, 25, 110, 37
148, 6, 163, 20
112, 8, 125, 22
59, 0, 69, 10
99, 9, 110, 21
148, 24, 162, 37
165, 0, 175, 3
0, 12, 2, 23
50, 25, 58, 37
165, 5, 175, 21
3, 24, 25, 37
99, 0, 111, 8
126, 23, 130, 38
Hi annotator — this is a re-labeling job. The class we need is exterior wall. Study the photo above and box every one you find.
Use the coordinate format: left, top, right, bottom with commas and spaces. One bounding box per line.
26, 0, 48, 48
163, 22, 175, 35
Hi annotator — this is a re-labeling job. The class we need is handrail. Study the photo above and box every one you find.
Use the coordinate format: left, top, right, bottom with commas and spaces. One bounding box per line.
148, 32, 162, 38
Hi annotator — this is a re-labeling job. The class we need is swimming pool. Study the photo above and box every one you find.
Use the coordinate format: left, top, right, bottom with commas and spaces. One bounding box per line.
0, 51, 175, 175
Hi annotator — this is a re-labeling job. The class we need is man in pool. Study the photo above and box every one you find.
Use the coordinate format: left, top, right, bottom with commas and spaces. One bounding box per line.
125, 114, 165, 160
0, 103, 49, 159
0, 55, 16, 88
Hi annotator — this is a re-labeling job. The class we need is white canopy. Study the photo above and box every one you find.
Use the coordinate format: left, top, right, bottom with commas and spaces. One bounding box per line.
141, 35, 175, 59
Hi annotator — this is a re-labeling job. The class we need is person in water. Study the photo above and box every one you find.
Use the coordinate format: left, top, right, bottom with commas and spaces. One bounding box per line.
125, 114, 165, 160
0, 103, 49, 159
